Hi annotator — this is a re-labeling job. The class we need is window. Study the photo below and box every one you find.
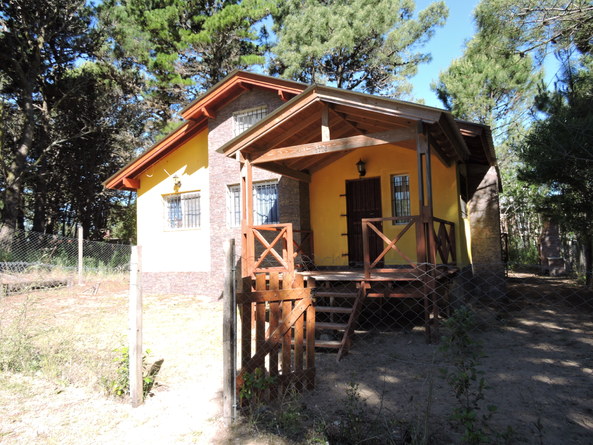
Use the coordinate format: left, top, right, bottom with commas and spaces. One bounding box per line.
227, 184, 241, 227
227, 181, 279, 227
233, 106, 267, 136
391, 175, 411, 224
164, 192, 200, 229
253, 181, 279, 224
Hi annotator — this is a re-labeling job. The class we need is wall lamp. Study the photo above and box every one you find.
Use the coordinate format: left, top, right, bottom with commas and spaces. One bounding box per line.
356, 159, 366, 177
173, 174, 181, 190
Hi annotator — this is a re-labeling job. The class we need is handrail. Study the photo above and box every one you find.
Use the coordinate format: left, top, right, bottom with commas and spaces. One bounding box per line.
362, 216, 456, 279
245, 223, 294, 277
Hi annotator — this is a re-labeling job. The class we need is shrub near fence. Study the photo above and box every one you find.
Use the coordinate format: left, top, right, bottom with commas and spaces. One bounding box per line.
0, 227, 131, 295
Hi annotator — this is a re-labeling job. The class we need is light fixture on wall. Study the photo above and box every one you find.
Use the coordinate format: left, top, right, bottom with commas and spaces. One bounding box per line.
172, 174, 181, 190
356, 159, 366, 177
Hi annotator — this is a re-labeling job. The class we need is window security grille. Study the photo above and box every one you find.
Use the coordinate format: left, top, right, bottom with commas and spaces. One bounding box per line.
233, 106, 267, 136
391, 175, 411, 224
164, 192, 200, 229
227, 181, 279, 227
227, 184, 241, 227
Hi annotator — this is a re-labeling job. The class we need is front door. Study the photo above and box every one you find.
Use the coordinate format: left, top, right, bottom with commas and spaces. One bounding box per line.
346, 177, 383, 267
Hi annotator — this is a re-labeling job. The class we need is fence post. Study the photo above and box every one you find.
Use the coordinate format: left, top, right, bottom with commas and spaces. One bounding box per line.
77, 226, 83, 285
129, 245, 143, 407
223, 239, 236, 425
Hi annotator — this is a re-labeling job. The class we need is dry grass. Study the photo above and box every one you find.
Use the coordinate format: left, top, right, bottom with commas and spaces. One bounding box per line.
0, 279, 227, 445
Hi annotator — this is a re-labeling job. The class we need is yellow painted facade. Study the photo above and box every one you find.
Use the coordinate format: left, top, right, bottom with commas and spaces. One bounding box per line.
310, 144, 472, 266
136, 130, 211, 273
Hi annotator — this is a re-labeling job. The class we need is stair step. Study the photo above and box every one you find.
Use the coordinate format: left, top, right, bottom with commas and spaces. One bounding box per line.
315, 306, 353, 314
314, 291, 357, 298
317, 321, 348, 330
315, 340, 342, 348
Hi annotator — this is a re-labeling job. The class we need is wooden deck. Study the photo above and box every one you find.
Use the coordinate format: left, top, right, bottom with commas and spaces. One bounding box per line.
300, 266, 458, 282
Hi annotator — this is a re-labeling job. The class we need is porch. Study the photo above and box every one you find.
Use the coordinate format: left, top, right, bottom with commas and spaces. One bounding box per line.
241, 216, 458, 359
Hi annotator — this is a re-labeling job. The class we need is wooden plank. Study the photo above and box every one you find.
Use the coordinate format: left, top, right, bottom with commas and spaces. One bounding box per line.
268, 272, 280, 398
292, 276, 305, 379
255, 274, 266, 370
265, 112, 321, 150
237, 297, 311, 379
321, 103, 330, 141
237, 287, 311, 304
251, 127, 415, 165
122, 177, 140, 189
129, 246, 143, 407
256, 162, 311, 183
281, 275, 293, 381
305, 301, 315, 390
222, 239, 236, 425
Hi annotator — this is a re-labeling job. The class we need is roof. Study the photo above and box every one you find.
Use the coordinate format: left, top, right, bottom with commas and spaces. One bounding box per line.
104, 70, 496, 191
217, 84, 495, 181
103, 70, 307, 191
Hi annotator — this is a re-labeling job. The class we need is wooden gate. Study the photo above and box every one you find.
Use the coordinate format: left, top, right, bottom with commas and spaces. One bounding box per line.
236, 272, 316, 401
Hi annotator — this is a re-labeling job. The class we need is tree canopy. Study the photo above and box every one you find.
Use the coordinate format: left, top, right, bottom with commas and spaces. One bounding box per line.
270, 0, 448, 97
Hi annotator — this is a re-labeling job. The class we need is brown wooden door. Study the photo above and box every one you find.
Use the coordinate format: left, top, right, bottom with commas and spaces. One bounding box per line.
346, 177, 383, 267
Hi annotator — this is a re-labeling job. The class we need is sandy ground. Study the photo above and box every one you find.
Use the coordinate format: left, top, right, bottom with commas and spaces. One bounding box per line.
0, 284, 227, 445
0, 273, 592, 444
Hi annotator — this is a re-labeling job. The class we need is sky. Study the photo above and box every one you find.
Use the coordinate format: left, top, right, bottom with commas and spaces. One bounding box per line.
410, 0, 479, 108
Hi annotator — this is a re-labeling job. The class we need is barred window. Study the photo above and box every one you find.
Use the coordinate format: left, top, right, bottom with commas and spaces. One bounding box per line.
253, 181, 279, 225
227, 184, 241, 227
391, 175, 411, 224
227, 181, 279, 227
164, 192, 200, 229
233, 106, 267, 136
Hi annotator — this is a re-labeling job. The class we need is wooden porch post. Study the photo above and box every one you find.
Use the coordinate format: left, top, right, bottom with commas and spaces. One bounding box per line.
415, 121, 435, 265
241, 157, 255, 277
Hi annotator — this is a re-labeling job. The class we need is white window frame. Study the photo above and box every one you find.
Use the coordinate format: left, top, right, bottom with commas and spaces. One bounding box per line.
227, 180, 279, 227
391, 174, 411, 225
233, 106, 268, 136
227, 184, 241, 228
163, 191, 201, 230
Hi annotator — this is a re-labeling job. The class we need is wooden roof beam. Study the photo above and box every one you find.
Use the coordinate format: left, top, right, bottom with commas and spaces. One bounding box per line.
257, 162, 311, 183
329, 108, 366, 135
251, 126, 415, 164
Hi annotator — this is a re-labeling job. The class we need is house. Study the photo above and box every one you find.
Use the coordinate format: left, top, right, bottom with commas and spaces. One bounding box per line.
104, 70, 502, 301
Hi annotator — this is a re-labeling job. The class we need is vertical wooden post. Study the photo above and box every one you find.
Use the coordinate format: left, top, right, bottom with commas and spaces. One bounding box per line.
241, 158, 255, 277
223, 239, 236, 426
77, 226, 83, 285
129, 245, 143, 407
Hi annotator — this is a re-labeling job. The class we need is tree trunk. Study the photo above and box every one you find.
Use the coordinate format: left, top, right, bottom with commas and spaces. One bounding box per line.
584, 233, 593, 289
1, 93, 35, 238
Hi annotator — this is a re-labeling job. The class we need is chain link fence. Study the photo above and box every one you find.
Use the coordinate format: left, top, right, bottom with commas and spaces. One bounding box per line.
234, 254, 593, 444
0, 227, 131, 296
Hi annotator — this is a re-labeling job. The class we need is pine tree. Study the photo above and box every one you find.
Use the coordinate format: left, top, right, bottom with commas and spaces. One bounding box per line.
270, 0, 448, 97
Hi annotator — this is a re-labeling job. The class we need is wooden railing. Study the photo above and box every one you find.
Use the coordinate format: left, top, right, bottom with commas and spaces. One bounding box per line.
362, 216, 456, 278
245, 223, 295, 276
293, 229, 314, 269
432, 217, 456, 265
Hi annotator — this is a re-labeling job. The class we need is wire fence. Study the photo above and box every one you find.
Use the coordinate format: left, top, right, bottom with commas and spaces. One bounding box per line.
0, 227, 131, 296
233, 255, 593, 444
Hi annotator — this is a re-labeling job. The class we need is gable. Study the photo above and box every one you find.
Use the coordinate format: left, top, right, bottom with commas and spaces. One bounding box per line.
103, 71, 307, 191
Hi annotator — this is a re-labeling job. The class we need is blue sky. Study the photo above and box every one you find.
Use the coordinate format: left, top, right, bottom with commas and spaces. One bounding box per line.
411, 0, 479, 108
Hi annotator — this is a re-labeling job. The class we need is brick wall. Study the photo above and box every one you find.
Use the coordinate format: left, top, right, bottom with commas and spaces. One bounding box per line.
144, 88, 309, 297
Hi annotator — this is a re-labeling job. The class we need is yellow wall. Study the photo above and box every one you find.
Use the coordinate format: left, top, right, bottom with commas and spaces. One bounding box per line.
310, 144, 471, 266
136, 130, 211, 273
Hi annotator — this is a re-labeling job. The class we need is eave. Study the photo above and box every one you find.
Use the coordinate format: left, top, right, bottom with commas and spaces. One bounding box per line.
104, 71, 308, 191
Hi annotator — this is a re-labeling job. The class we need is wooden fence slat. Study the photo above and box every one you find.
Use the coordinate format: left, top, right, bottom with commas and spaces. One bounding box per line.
306, 302, 316, 390
237, 297, 311, 379
236, 287, 311, 303
268, 272, 280, 397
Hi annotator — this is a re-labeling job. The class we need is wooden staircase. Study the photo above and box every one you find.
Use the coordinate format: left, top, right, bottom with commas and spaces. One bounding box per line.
313, 285, 367, 361
309, 270, 451, 360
